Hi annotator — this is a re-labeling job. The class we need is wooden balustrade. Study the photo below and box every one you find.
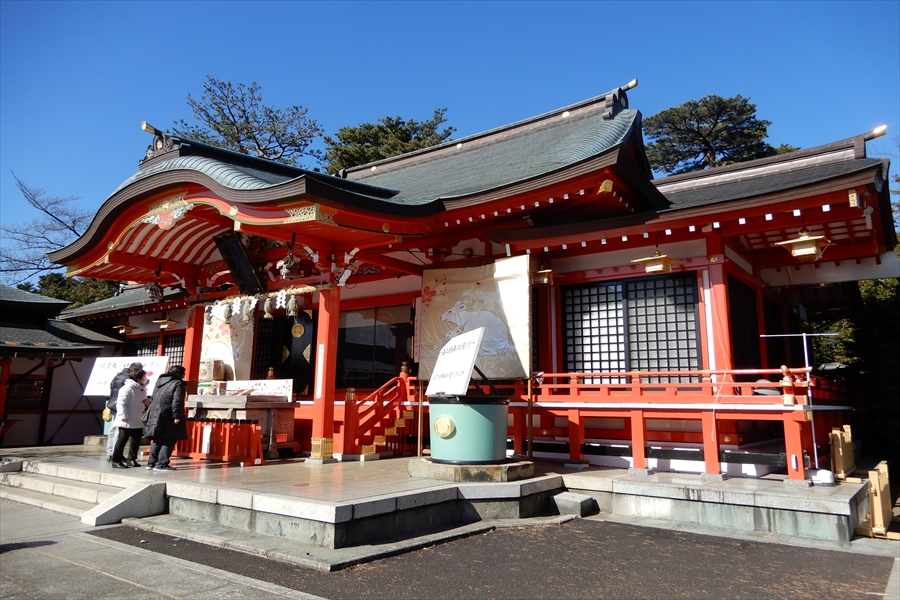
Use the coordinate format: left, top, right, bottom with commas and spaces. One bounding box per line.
174, 418, 266, 465
398, 368, 848, 481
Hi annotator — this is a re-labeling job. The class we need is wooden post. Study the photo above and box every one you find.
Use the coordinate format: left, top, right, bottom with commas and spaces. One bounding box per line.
784, 414, 807, 481
311, 282, 340, 460
630, 410, 648, 471
182, 304, 206, 381
568, 408, 584, 460
704, 235, 734, 371
701, 411, 722, 477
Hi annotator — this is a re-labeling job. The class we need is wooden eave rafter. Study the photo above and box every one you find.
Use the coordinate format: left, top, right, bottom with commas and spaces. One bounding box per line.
491, 173, 887, 271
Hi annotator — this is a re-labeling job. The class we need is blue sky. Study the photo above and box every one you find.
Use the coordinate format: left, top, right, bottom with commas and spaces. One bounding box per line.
1, 1, 898, 240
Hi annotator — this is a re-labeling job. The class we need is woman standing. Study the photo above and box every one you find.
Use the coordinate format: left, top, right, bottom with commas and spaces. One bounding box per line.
111, 366, 147, 468
144, 364, 188, 471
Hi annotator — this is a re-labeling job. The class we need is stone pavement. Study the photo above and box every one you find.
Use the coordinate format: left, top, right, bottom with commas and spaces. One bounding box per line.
6, 497, 898, 600
0, 499, 322, 599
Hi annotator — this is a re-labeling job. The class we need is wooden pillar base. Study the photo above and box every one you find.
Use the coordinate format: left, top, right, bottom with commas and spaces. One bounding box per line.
310, 437, 334, 460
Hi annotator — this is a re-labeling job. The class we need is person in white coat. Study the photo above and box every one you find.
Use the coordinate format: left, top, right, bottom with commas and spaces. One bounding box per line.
110, 366, 148, 468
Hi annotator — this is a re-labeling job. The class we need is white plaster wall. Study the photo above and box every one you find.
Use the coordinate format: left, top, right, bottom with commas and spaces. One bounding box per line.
761, 252, 900, 287
551, 240, 708, 274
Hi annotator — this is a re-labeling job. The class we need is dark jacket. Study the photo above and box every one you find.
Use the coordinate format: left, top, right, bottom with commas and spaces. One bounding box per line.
106, 371, 130, 412
143, 374, 188, 441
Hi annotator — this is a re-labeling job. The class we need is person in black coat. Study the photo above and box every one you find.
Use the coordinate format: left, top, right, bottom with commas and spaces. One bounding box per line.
144, 364, 188, 471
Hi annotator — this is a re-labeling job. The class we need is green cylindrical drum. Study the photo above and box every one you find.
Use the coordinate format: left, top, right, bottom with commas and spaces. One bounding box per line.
428, 395, 509, 464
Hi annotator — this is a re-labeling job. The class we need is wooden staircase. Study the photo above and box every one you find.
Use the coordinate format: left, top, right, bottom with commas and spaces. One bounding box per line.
340, 372, 420, 457
360, 410, 416, 455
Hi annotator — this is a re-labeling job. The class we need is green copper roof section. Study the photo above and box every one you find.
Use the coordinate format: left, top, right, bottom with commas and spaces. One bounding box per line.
347, 105, 640, 202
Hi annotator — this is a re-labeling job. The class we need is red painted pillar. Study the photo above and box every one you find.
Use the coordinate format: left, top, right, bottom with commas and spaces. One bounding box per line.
630, 411, 649, 471
568, 408, 584, 460
701, 411, 722, 477
784, 414, 807, 481
704, 235, 734, 372
182, 305, 206, 381
311, 282, 340, 460
0, 357, 10, 423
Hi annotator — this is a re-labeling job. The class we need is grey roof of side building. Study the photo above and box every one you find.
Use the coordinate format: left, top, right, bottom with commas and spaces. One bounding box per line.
46, 319, 122, 345
0, 324, 105, 357
0, 285, 71, 310
659, 158, 885, 210
60, 284, 187, 319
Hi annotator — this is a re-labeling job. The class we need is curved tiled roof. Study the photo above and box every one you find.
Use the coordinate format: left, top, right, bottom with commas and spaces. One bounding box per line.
661, 159, 885, 210
351, 108, 640, 202
112, 155, 298, 197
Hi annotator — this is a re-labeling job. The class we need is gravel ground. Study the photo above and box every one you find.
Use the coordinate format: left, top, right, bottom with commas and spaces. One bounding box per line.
90, 519, 895, 600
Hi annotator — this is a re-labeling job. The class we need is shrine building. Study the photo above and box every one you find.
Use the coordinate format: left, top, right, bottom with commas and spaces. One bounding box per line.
4, 80, 896, 483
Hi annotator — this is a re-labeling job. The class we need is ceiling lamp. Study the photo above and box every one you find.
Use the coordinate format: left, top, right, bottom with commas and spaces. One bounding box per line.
152, 310, 178, 330
632, 237, 679, 274
776, 226, 832, 262
114, 318, 135, 335
531, 259, 555, 286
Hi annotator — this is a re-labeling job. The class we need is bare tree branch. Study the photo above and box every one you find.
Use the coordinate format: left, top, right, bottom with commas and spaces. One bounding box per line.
0, 172, 93, 285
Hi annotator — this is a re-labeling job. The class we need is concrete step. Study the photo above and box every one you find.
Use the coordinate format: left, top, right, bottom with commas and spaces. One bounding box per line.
20, 460, 135, 489
0, 471, 121, 505
0, 485, 99, 518
123, 512, 571, 572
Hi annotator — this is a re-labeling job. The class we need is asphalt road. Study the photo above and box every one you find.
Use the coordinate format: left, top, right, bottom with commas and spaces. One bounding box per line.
91, 518, 896, 600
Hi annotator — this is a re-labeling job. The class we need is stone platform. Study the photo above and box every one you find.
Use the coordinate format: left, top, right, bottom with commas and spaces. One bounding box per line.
407, 457, 534, 482
0, 444, 874, 561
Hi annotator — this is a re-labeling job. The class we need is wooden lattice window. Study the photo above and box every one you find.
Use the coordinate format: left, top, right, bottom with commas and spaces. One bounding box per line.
562, 274, 700, 383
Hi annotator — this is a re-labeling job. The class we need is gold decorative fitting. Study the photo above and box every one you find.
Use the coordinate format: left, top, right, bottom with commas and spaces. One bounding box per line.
598, 179, 614, 194
291, 323, 305, 338
382, 223, 390, 233
433, 416, 455, 439
144, 194, 188, 217
229, 206, 239, 217
284, 204, 336, 225
310, 437, 334, 460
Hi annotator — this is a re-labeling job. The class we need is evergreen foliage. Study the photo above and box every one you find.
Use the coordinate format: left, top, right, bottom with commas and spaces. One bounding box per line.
171, 76, 325, 169
644, 94, 798, 174
323, 109, 456, 175
17, 273, 121, 309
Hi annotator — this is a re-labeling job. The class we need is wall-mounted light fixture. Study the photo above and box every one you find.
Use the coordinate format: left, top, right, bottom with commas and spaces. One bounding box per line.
114, 317, 135, 335
776, 226, 832, 261
631, 235, 680, 274
152, 310, 178, 330
531, 259, 555, 286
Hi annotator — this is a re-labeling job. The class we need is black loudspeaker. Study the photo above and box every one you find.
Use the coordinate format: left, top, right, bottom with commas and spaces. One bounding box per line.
212, 231, 265, 295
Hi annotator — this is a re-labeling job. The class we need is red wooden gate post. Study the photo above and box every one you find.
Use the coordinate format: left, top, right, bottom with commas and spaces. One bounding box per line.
568, 408, 584, 460
630, 410, 649, 472
311, 282, 340, 461
701, 410, 723, 478
784, 413, 807, 482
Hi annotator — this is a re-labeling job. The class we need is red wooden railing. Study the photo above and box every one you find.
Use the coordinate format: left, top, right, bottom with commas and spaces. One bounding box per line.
397, 367, 849, 481
340, 372, 410, 455
174, 418, 266, 465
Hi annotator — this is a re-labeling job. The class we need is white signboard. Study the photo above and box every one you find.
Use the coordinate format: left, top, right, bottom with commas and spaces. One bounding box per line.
224, 379, 293, 399
83, 356, 170, 397
425, 327, 485, 397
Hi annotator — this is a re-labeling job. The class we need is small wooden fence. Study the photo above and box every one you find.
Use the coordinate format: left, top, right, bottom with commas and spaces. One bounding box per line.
174, 418, 266, 465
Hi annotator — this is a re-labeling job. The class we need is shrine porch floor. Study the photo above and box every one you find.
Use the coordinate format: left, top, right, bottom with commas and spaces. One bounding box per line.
0, 443, 892, 571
